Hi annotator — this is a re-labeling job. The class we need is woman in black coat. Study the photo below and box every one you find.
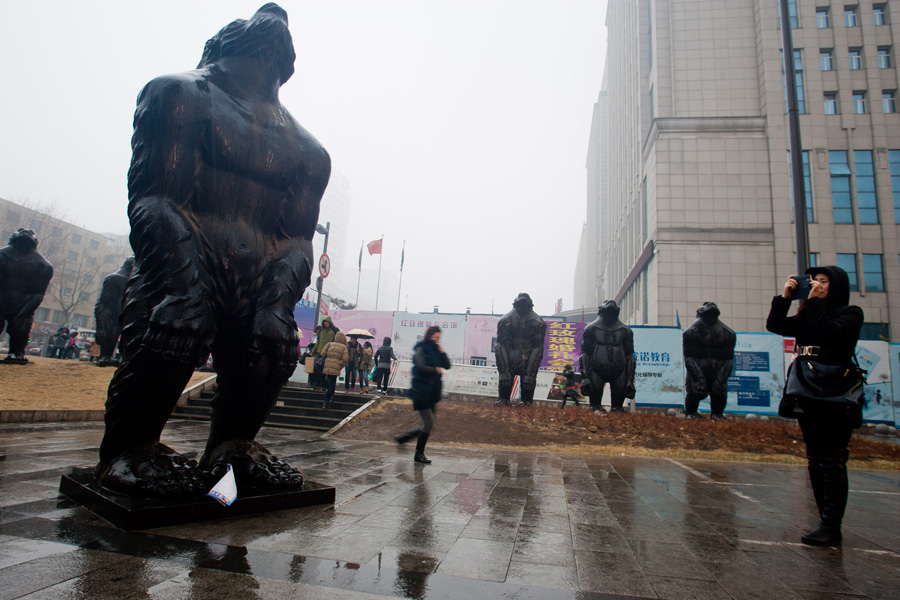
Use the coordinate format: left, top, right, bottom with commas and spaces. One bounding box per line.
394, 325, 451, 464
766, 265, 864, 547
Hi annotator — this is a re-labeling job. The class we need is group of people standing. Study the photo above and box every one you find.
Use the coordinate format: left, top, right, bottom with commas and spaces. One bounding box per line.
303, 317, 399, 408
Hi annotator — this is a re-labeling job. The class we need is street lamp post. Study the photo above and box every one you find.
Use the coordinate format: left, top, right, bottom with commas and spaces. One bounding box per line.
313, 222, 330, 327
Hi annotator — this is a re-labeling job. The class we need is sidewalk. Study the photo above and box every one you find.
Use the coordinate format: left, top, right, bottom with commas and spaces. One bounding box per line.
0, 420, 898, 599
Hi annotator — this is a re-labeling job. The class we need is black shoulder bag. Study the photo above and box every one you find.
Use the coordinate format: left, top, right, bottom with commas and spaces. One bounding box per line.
779, 355, 867, 417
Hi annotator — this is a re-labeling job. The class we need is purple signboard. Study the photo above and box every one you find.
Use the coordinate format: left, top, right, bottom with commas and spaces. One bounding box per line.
293, 299, 317, 349
328, 309, 396, 352
541, 320, 584, 372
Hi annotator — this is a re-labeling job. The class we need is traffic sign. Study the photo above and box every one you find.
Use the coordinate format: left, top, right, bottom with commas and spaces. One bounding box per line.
318, 253, 331, 278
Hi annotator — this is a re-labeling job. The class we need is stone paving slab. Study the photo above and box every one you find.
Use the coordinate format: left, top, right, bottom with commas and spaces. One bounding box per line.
0, 420, 898, 599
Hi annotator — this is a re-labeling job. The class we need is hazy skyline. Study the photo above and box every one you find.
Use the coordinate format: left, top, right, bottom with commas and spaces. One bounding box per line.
0, 1, 608, 315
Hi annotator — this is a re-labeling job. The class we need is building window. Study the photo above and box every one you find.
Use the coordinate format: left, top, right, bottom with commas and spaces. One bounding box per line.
51, 310, 65, 324
71, 233, 82, 244
788, 0, 799, 28
7, 209, 19, 223
863, 254, 885, 291
855, 150, 878, 223
853, 91, 867, 114
820, 50, 834, 71
51, 226, 62, 237
86, 256, 97, 267
794, 50, 806, 113
817, 7, 830, 28
67, 250, 79, 262
859, 322, 890, 340
878, 47, 893, 69
824, 93, 839, 114
874, 4, 887, 25
64, 268, 76, 277
78, 291, 91, 303
34, 308, 50, 322
61, 286, 72, 298
836, 253, 859, 291
884, 91, 897, 113
845, 6, 858, 27
830, 151, 853, 223
889, 150, 900, 222
809, 252, 819, 267
790, 150, 815, 222
89, 239, 100, 251
649, 85, 655, 121
29, 218, 41, 231
849, 49, 862, 70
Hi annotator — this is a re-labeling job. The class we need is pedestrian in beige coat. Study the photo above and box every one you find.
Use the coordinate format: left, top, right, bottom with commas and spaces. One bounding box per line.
321, 331, 349, 409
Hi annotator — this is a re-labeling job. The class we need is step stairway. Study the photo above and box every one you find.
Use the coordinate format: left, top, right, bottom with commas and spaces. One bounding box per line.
171, 383, 374, 433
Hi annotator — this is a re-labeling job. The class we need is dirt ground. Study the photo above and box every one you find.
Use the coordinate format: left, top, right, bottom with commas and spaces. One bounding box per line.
332, 399, 900, 467
1, 356, 213, 411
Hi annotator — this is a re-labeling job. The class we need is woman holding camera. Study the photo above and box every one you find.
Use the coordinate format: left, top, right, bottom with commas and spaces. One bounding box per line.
766, 266, 864, 546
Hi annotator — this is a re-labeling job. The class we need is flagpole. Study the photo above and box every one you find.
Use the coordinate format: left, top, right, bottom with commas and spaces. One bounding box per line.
396, 240, 405, 311
375, 235, 383, 310
355, 240, 362, 307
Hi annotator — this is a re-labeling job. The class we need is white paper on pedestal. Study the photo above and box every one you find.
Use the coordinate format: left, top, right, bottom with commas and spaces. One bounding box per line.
207, 464, 237, 506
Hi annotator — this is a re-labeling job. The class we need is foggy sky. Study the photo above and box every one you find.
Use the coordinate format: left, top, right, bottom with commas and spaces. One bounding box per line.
0, 0, 607, 315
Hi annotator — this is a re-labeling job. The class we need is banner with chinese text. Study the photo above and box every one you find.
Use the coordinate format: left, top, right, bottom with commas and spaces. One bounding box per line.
540, 320, 584, 372
392, 312, 466, 361
631, 326, 683, 406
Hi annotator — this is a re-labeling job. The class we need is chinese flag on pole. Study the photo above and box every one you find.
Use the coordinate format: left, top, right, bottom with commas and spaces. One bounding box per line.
367, 239, 383, 255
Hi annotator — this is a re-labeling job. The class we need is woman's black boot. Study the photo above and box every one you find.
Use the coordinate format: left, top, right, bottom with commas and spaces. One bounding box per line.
802, 449, 849, 547
414, 432, 431, 463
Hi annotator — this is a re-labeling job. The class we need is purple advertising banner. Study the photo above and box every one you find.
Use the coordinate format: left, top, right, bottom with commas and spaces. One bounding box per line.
293, 299, 317, 349
541, 320, 584, 372
464, 316, 500, 364
329, 309, 396, 352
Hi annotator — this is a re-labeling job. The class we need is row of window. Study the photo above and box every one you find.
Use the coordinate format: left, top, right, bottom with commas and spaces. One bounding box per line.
813, 4, 889, 28
3, 211, 103, 250
789, 50, 897, 115
32, 308, 92, 328
792, 148, 900, 225
808, 252, 885, 291
819, 47, 893, 70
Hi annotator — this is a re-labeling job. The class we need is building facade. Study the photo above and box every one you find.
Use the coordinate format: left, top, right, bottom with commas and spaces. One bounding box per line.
0, 197, 132, 348
582, 0, 900, 338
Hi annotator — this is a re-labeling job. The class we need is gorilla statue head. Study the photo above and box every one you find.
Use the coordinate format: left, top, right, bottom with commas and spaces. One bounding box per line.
598, 300, 621, 323
513, 293, 534, 314
696, 302, 721, 325
8, 228, 38, 252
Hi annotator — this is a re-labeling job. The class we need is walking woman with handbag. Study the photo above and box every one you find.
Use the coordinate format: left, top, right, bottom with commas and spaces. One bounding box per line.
394, 326, 451, 464
767, 266, 864, 547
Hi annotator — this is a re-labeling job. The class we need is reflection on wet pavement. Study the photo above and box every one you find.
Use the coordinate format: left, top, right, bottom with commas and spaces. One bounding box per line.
0, 420, 898, 599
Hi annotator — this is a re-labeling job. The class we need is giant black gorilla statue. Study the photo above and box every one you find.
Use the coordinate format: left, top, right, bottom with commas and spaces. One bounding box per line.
96, 4, 331, 499
94, 256, 134, 367
495, 293, 547, 405
580, 300, 635, 412
682, 302, 736, 420
0, 229, 53, 364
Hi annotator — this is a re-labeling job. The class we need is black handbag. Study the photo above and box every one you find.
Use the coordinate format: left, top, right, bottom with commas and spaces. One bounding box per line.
779, 356, 867, 417
314, 356, 325, 374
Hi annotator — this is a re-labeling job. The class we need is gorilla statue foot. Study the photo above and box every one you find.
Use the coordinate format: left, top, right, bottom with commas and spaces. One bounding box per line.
3, 353, 29, 364
95, 442, 206, 499
201, 440, 304, 493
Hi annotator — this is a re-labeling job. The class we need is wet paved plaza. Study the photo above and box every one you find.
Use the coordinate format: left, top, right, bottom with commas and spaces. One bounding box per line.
0, 420, 898, 599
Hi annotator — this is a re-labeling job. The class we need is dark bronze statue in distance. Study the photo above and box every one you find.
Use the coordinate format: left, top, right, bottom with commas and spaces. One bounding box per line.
0, 229, 53, 364
94, 4, 331, 500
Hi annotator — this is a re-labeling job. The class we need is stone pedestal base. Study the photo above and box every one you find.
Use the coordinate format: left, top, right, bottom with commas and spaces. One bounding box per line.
59, 468, 335, 531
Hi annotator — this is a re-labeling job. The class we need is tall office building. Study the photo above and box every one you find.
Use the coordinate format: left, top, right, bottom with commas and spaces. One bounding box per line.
580, 0, 900, 337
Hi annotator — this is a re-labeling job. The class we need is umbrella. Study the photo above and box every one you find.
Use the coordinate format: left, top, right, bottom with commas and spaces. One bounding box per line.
346, 328, 375, 339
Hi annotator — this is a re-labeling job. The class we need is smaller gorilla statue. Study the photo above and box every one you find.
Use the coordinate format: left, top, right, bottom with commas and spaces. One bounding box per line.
580, 300, 635, 412
682, 302, 736, 420
0, 229, 53, 364
94, 256, 134, 367
495, 293, 547, 405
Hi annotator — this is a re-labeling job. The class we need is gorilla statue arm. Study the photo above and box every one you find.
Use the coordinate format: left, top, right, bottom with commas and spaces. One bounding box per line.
126, 75, 216, 364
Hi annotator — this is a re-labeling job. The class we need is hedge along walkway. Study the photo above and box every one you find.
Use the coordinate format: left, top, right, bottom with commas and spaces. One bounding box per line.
1, 356, 212, 412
